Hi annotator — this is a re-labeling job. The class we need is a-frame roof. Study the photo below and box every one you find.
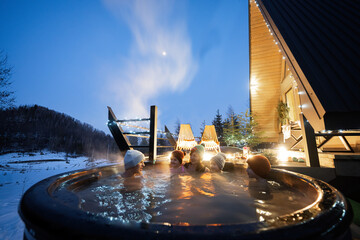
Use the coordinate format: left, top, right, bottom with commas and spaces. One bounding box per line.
256, 0, 360, 130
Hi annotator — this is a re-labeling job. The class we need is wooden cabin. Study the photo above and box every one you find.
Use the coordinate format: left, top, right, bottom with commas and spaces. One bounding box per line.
249, 0, 360, 166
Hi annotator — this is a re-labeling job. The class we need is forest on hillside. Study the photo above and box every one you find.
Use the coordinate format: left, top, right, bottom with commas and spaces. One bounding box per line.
0, 105, 121, 158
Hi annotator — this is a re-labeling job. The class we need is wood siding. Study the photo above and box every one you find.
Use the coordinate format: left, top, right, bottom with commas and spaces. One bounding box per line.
249, 1, 282, 142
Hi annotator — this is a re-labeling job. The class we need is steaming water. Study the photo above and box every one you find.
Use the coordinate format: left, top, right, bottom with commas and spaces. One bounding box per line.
75, 164, 313, 225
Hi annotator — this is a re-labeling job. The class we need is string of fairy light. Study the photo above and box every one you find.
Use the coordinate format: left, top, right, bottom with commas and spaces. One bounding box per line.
252, 0, 304, 115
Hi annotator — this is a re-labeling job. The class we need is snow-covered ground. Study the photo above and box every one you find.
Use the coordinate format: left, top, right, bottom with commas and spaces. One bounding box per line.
0, 151, 115, 240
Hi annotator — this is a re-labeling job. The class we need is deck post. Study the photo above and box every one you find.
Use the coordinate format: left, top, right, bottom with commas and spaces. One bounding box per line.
149, 105, 158, 163
300, 114, 320, 167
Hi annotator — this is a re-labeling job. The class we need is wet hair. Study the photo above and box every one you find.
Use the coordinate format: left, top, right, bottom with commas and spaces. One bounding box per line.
171, 150, 185, 164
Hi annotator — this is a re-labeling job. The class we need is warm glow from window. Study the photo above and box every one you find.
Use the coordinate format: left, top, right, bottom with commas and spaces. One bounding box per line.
285, 88, 298, 122
278, 147, 288, 162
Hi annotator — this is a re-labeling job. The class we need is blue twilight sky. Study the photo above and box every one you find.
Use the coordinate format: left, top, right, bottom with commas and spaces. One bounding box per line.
0, 0, 249, 137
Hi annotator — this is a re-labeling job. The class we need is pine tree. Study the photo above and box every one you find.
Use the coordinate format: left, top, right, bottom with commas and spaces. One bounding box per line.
223, 106, 240, 146
223, 107, 262, 148
223, 111, 241, 146
212, 109, 223, 144
199, 120, 206, 137
239, 109, 263, 148
226, 105, 240, 130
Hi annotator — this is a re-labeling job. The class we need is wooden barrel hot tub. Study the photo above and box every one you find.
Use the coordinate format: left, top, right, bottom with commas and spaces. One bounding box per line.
19, 162, 353, 240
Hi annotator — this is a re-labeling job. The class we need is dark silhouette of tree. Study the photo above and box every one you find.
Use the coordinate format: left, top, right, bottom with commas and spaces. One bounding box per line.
224, 106, 240, 129
0, 105, 119, 158
174, 118, 181, 138
128, 136, 139, 146
212, 109, 224, 144
0, 51, 15, 109
139, 137, 148, 146
199, 120, 206, 138
157, 126, 169, 147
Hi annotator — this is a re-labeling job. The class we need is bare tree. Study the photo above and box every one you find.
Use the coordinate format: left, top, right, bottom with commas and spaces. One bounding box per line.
0, 51, 15, 109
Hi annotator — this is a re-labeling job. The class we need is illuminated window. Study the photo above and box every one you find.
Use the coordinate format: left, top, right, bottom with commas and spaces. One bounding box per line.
285, 88, 298, 122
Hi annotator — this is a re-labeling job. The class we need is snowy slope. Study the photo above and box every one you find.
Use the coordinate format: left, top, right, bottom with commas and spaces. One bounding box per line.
0, 151, 115, 240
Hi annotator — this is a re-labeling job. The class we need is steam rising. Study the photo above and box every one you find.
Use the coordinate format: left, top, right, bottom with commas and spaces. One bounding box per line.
103, 0, 197, 118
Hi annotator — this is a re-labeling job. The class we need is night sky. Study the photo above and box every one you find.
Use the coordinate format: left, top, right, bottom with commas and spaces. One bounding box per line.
0, 0, 249, 136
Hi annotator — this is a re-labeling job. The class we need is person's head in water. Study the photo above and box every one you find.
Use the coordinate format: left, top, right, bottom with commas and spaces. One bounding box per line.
123, 150, 145, 177
170, 150, 185, 168
246, 155, 271, 179
190, 145, 205, 165
210, 152, 226, 172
